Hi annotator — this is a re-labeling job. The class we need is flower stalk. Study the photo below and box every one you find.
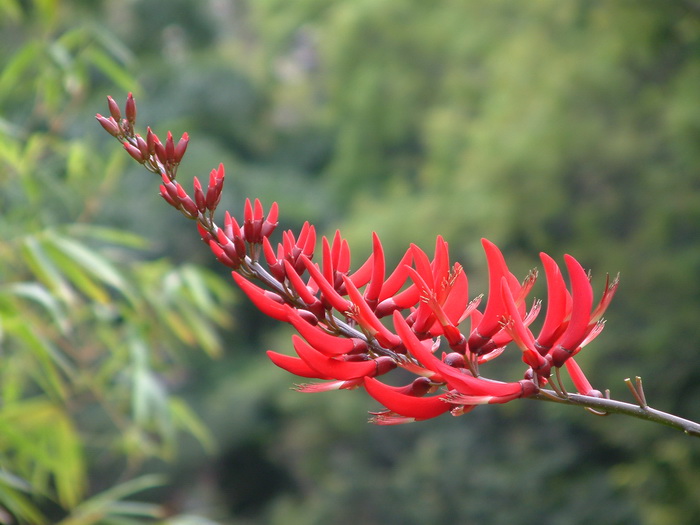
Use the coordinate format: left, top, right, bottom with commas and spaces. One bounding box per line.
96, 94, 700, 436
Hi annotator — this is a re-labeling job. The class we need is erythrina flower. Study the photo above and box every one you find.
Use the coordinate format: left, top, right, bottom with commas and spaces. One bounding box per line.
101, 93, 682, 433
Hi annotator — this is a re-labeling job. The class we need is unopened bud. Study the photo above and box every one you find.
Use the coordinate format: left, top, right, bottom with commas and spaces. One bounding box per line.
95, 114, 120, 137
444, 352, 466, 368
107, 96, 121, 121
174, 132, 189, 163
123, 142, 144, 163
125, 92, 136, 124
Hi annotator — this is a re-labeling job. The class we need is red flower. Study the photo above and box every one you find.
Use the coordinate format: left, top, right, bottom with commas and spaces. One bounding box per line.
98, 93, 620, 425
364, 377, 453, 424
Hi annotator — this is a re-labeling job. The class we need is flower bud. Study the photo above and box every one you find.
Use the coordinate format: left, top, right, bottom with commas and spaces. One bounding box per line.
95, 114, 120, 137
107, 96, 121, 121
123, 142, 144, 163
125, 92, 136, 124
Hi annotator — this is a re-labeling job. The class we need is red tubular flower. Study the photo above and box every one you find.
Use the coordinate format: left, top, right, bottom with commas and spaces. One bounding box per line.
266, 350, 333, 379
292, 335, 396, 381
501, 278, 550, 376
564, 357, 603, 397
364, 377, 452, 422
394, 311, 537, 400
534, 252, 571, 353
468, 239, 526, 354
282, 259, 319, 307
549, 255, 594, 367
296, 378, 364, 392
363, 232, 385, 308
231, 273, 289, 322
287, 309, 367, 356
302, 255, 352, 313
342, 275, 402, 349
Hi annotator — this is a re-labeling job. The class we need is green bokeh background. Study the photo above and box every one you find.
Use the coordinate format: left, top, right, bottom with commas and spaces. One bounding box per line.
2, 1, 700, 523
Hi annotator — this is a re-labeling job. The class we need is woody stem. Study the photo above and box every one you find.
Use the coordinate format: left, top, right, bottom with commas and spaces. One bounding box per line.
531, 390, 700, 437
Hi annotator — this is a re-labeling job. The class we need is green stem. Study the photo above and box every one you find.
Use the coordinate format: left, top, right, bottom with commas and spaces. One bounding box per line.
532, 389, 700, 437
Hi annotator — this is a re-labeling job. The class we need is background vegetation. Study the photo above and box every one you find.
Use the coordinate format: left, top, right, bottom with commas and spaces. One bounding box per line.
1, 0, 700, 523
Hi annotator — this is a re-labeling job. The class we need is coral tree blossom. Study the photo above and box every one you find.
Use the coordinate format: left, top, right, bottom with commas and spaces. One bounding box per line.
97, 94, 619, 425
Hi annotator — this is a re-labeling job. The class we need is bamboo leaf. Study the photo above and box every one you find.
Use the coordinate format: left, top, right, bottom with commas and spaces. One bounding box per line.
0, 0, 23, 23
21, 236, 75, 304
42, 238, 109, 304
168, 398, 216, 454
0, 399, 86, 508
4, 281, 70, 334
66, 224, 148, 250
84, 47, 136, 94
0, 40, 43, 101
46, 233, 136, 304
10, 322, 69, 399
57, 475, 166, 525
0, 483, 47, 525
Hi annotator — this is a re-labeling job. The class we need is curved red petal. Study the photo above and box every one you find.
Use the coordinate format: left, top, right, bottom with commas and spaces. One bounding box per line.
292, 335, 378, 380
364, 377, 451, 420
231, 273, 289, 322
288, 309, 366, 356
266, 350, 332, 379
535, 253, 570, 350
393, 311, 523, 398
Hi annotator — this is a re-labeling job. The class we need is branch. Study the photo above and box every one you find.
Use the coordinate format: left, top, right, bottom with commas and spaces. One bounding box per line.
532, 389, 700, 437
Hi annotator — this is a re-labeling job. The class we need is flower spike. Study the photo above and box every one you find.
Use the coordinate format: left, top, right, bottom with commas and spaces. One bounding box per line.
106, 93, 700, 433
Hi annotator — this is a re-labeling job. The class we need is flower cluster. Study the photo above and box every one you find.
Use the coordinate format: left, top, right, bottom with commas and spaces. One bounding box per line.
97, 94, 619, 425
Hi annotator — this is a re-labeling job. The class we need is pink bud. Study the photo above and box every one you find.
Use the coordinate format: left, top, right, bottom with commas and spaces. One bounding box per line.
197, 223, 214, 243
125, 92, 136, 124
95, 114, 120, 137
159, 185, 178, 207
165, 131, 175, 163
209, 240, 238, 268
123, 142, 144, 163
107, 96, 121, 121
193, 177, 206, 212
205, 164, 225, 211
261, 202, 279, 238
146, 127, 158, 155
174, 132, 189, 163
135, 134, 149, 158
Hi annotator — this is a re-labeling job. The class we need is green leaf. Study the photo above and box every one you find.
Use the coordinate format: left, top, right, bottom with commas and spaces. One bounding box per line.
85, 47, 136, 94
21, 235, 75, 304
169, 397, 217, 454
0, 482, 47, 525
0, 399, 86, 508
0, 40, 44, 101
0, 0, 23, 23
57, 475, 167, 525
66, 224, 149, 250
46, 233, 136, 304
4, 281, 70, 334
9, 321, 70, 399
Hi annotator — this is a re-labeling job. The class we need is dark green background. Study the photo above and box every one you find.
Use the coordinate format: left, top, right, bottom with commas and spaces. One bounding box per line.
2, 1, 700, 523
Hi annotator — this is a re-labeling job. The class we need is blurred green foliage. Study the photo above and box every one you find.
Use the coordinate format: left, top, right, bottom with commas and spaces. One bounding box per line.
2, 0, 700, 524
